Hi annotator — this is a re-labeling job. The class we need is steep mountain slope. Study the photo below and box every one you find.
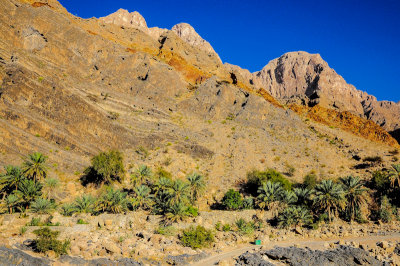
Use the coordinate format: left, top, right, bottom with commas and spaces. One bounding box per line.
0, 0, 398, 200
227, 52, 400, 140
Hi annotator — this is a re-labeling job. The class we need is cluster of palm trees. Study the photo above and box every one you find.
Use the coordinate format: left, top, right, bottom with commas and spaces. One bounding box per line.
131, 167, 206, 223
60, 165, 206, 223
252, 175, 369, 228
0, 152, 57, 214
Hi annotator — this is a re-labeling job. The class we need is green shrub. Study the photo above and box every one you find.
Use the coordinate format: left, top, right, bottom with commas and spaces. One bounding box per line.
180, 226, 214, 249
20, 226, 27, 235
222, 224, 231, 232
27, 217, 60, 227
155, 225, 177, 236
303, 172, 318, 189
222, 189, 242, 210
285, 163, 296, 177
27, 217, 41, 226
215, 221, 222, 231
370, 171, 390, 196
185, 205, 199, 217
235, 218, 256, 235
77, 219, 88, 224
246, 169, 292, 194
379, 196, 394, 223
82, 150, 125, 185
33, 227, 70, 256
155, 167, 172, 180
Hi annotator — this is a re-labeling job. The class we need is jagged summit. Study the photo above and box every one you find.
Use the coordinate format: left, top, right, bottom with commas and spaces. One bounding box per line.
99, 9, 219, 57
99, 8, 148, 31
171, 23, 218, 55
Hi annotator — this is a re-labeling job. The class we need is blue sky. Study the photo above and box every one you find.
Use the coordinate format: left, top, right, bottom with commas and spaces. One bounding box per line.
59, 0, 400, 102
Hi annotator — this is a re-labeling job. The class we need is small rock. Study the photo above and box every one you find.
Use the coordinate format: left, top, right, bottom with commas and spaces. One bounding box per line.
105, 242, 120, 255
378, 241, 389, 249
70, 246, 80, 256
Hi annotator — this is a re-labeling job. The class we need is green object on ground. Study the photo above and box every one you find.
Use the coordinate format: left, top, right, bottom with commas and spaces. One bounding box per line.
255, 239, 261, 245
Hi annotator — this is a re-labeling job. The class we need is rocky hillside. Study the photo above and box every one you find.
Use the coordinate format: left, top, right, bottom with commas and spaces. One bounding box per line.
227, 52, 400, 140
0, 0, 398, 198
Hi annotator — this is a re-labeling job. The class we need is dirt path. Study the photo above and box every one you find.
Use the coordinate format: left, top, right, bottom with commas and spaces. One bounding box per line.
193, 232, 400, 266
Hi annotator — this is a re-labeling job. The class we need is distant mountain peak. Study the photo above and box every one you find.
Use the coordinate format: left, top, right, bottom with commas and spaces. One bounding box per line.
171, 23, 217, 55
99, 9, 148, 31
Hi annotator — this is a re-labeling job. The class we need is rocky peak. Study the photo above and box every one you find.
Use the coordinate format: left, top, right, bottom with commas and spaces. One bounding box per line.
171, 23, 218, 56
99, 9, 148, 32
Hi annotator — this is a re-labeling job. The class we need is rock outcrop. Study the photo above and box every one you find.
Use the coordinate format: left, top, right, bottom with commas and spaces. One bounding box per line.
99, 9, 148, 32
242, 51, 400, 139
99, 9, 220, 59
171, 23, 219, 57
236, 246, 382, 266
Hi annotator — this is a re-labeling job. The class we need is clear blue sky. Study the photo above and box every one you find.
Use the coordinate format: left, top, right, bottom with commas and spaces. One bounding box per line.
59, 0, 400, 102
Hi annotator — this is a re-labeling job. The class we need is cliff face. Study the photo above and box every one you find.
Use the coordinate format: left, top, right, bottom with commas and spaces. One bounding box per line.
226, 52, 400, 139
0, 0, 398, 188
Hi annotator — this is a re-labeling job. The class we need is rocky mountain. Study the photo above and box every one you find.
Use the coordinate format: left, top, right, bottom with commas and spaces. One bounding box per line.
227, 51, 400, 139
0, 0, 399, 196
99, 9, 219, 58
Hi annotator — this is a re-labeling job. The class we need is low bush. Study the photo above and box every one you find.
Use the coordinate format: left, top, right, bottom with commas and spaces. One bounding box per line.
303, 172, 318, 189
81, 150, 125, 185
155, 225, 177, 236
33, 227, 70, 256
363, 156, 383, 164
235, 218, 256, 235
77, 219, 88, 224
185, 205, 199, 217
379, 196, 394, 223
180, 226, 214, 249
222, 224, 231, 232
246, 169, 292, 195
222, 189, 242, 210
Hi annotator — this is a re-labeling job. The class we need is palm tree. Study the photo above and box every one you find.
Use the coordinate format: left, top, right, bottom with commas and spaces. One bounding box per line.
131, 185, 153, 210
74, 194, 96, 213
22, 152, 48, 182
340, 176, 368, 222
17, 179, 43, 210
131, 165, 152, 186
313, 180, 346, 222
281, 190, 298, 206
153, 177, 173, 196
164, 202, 189, 224
257, 181, 284, 211
186, 173, 206, 204
169, 180, 190, 205
30, 198, 55, 214
1, 166, 25, 196
278, 206, 312, 229
5, 193, 20, 214
97, 188, 128, 214
387, 164, 400, 188
294, 187, 313, 207
44, 178, 60, 200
